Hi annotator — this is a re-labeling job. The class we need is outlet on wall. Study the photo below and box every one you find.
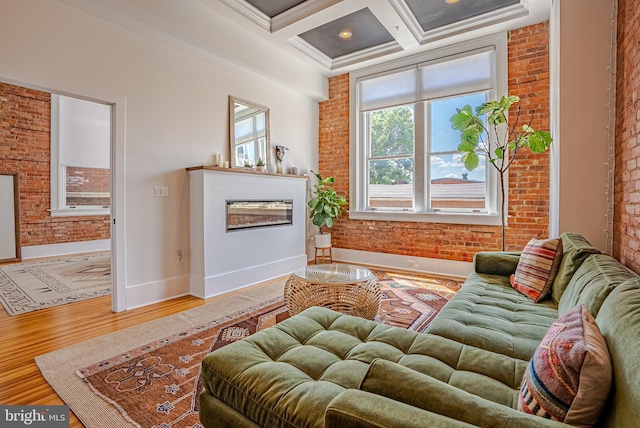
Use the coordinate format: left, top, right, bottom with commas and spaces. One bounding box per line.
407, 259, 419, 268
154, 186, 169, 197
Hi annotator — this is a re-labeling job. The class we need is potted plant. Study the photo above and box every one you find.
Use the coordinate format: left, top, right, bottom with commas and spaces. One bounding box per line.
308, 170, 347, 248
243, 159, 253, 170
450, 95, 552, 250
256, 158, 266, 172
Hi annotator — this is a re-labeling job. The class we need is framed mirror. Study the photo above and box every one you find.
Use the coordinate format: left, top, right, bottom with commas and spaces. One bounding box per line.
229, 96, 270, 169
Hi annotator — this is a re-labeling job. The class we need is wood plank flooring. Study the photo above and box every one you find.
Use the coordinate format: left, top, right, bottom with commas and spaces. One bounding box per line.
0, 277, 286, 428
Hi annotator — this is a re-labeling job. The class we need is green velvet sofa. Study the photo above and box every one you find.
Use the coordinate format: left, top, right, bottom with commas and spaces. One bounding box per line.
199, 233, 640, 427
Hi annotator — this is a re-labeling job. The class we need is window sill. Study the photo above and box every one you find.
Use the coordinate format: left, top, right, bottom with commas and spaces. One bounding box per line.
50, 209, 109, 217
348, 210, 502, 226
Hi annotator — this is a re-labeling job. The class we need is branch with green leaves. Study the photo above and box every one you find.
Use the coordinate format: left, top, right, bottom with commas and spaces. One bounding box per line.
450, 95, 552, 173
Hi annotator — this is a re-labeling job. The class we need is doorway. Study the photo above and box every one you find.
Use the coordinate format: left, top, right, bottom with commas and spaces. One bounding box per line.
0, 80, 125, 312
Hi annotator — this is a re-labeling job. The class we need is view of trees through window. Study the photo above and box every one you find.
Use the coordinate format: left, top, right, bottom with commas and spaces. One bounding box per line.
368, 105, 415, 209
367, 94, 487, 211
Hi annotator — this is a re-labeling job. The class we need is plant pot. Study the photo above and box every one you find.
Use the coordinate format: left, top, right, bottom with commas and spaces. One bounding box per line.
256, 166, 265, 172
314, 233, 331, 248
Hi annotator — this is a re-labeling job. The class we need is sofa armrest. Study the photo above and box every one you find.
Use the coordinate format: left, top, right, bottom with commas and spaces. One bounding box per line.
357, 359, 570, 428
473, 251, 521, 276
326, 390, 476, 428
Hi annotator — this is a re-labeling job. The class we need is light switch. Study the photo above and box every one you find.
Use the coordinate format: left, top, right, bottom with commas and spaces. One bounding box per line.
154, 186, 169, 197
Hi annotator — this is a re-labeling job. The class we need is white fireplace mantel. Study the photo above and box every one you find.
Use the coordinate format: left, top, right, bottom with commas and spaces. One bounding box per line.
187, 166, 308, 298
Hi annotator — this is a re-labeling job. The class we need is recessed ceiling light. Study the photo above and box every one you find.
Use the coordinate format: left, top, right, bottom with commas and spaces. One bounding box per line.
339, 31, 352, 39
446, 0, 460, 3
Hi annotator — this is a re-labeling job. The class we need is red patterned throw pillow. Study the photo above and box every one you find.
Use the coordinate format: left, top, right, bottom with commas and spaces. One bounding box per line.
518, 304, 612, 426
511, 237, 563, 302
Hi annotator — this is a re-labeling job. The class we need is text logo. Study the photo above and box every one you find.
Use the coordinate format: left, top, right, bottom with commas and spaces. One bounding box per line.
1, 406, 69, 427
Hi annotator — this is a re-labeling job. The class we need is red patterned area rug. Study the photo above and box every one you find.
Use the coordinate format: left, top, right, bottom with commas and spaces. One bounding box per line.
76, 272, 462, 428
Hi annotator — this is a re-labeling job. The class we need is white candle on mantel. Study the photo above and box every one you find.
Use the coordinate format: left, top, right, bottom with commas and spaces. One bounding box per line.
224, 160, 229, 168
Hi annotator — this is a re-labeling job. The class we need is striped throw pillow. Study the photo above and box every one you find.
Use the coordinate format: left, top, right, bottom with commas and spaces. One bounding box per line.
518, 304, 612, 426
510, 237, 563, 302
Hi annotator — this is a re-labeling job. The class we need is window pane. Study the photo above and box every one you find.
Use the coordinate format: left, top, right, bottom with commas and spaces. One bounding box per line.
431, 93, 486, 153
370, 105, 414, 157
369, 158, 414, 209
65, 166, 110, 207
430, 154, 485, 210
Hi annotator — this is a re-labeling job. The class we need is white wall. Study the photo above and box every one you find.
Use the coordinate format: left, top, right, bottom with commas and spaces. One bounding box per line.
0, 0, 319, 309
550, 0, 616, 252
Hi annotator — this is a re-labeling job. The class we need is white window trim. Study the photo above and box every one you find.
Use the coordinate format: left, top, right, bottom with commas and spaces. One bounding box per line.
349, 32, 508, 226
50, 94, 109, 217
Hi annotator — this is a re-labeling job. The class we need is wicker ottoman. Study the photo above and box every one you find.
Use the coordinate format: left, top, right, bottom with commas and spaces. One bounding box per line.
284, 263, 381, 319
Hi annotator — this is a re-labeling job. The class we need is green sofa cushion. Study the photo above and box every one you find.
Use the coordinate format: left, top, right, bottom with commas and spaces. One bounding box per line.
357, 359, 567, 427
551, 232, 600, 305
473, 251, 521, 277
201, 306, 546, 428
595, 279, 640, 428
558, 254, 637, 317
326, 390, 478, 428
425, 273, 558, 361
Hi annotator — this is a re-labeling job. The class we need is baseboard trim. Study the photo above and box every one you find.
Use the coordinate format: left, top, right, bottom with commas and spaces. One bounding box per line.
22, 239, 111, 260
126, 275, 191, 310
323, 248, 474, 278
191, 255, 306, 299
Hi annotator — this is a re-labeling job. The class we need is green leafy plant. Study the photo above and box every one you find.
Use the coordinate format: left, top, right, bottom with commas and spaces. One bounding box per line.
308, 170, 347, 234
256, 158, 265, 167
243, 159, 253, 168
450, 95, 553, 250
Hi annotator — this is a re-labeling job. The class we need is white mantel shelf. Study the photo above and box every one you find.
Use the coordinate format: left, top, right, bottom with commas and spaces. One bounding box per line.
186, 165, 309, 180
187, 167, 308, 299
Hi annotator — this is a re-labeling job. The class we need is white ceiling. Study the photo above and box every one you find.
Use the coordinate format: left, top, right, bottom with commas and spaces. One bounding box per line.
58, 0, 551, 101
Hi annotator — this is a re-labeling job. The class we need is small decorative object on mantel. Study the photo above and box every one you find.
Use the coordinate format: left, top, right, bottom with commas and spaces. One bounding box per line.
256, 158, 266, 172
308, 170, 347, 251
243, 159, 253, 170
275, 145, 288, 174
213, 153, 222, 167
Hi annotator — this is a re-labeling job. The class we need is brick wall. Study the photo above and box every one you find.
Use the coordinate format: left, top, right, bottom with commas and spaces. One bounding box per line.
318, 22, 551, 262
614, 0, 640, 272
0, 82, 110, 250
66, 166, 111, 207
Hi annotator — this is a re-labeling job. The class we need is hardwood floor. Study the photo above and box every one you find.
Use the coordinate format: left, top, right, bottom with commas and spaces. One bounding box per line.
0, 278, 286, 427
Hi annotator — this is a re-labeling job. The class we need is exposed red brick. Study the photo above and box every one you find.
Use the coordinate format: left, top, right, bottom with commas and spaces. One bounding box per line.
614, 0, 640, 273
0, 82, 110, 250
318, 22, 551, 261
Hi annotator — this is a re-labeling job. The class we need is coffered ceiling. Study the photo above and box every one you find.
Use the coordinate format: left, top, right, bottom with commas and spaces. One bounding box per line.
58, 0, 551, 100
219, 0, 542, 70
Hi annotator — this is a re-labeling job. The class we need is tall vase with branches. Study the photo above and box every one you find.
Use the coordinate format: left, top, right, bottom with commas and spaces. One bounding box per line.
450, 95, 553, 250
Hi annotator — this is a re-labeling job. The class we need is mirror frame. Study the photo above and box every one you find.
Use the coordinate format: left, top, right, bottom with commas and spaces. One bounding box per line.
229, 96, 270, 169
0, 171, 21, 263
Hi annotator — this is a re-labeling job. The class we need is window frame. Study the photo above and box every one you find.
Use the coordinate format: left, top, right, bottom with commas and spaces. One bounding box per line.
50, 94, 111, 217
349, 33, 507, 226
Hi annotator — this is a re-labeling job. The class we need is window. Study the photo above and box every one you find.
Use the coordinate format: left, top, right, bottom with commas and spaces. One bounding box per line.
50, 94, 111, 216
351, 34, 506, 225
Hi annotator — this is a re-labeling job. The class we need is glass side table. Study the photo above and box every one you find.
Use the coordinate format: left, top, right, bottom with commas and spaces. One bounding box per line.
284, 263, 381, 319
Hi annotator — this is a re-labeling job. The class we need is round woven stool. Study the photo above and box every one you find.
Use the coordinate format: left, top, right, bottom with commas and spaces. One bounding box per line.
284, 263, 381, 319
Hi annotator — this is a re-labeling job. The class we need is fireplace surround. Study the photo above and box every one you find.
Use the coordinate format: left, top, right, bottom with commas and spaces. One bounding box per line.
188, 166, 308, 298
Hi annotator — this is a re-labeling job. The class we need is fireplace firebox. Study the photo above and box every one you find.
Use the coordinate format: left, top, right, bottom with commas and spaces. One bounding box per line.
226, 200, 293, 232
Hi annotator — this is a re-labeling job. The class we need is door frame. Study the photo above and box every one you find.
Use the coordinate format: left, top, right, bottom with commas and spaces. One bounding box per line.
0, 75, 127, 312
